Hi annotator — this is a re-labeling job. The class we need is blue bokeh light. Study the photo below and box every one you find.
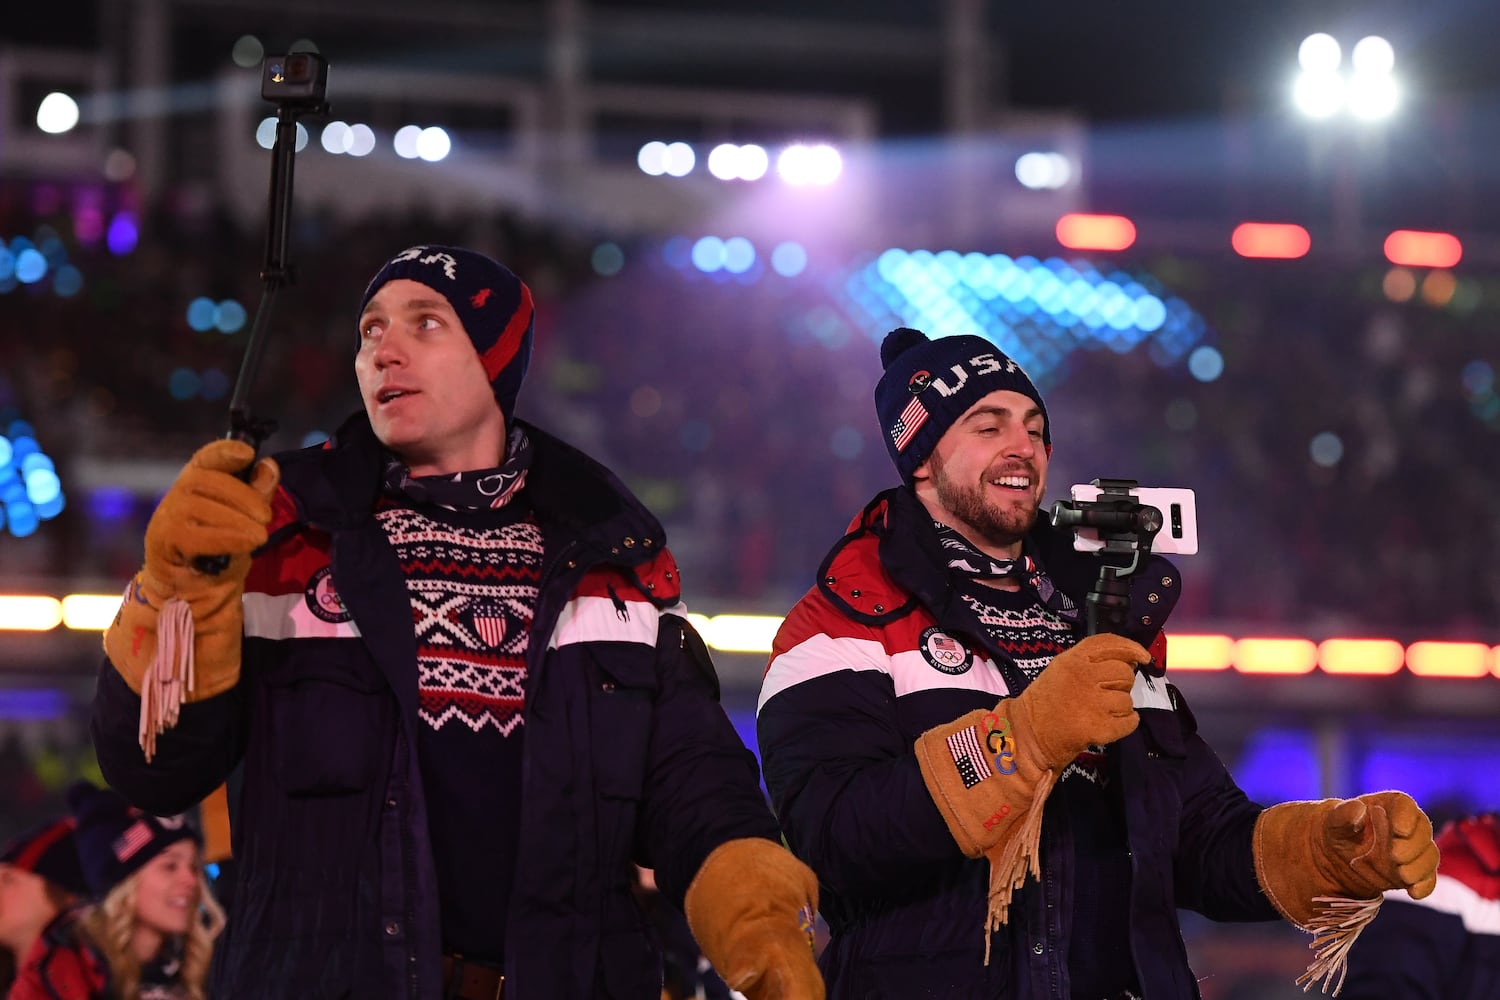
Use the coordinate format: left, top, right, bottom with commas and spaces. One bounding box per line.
187, 297, 218, 332
169, 368, 202, 400
721, 237, 756, 275
216, 299, 247, 334
691, 237, 727, 273
1187, 345, 1224, 382
14, 249, 47, 284
771, 241, 808, 277
52, 265, 82, 297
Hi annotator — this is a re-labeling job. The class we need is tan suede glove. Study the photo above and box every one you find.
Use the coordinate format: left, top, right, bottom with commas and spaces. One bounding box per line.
1254, 791, 1440, 994
914, 633, 1148, 955
103, 440, 279, 758
683, 838, 823, 1000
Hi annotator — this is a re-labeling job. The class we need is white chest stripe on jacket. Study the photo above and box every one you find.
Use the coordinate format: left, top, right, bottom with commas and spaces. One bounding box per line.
1131, 671, 1174, 711
547, 594, 677, 650
760, 632, 1178, 716
758, 632, 1011, 715
242, 591, 363, 640
1383, 873, 1500, 935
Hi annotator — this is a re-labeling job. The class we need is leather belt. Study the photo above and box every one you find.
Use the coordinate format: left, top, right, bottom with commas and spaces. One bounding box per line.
441, 954, 504, 1000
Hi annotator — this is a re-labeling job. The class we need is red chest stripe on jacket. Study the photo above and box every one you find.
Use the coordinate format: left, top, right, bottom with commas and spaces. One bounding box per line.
772, 588, 939, 662
245, 524, 332, 597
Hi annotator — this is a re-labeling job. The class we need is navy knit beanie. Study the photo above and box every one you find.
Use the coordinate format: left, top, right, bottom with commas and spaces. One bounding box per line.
67, 781, 200, 897
875, 327, 1050, 482
357, 245, 536, 424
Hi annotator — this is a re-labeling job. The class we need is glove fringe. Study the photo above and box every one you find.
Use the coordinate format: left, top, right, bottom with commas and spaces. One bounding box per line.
1294, 894, 1384, 996
137, 597, 195, 762
981, 768, 1057, 965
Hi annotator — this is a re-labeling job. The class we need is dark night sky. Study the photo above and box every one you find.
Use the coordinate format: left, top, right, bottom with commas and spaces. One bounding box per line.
9, 1, 1500, 130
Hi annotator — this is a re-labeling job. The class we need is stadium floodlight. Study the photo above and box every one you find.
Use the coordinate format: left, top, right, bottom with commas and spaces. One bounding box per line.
1298, 33, 1342, 73
1294, 32, 1398, 122
36, 92, 80, 134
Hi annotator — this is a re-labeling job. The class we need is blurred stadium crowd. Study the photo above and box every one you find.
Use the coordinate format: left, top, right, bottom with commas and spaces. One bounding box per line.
2, 185, 1497, 637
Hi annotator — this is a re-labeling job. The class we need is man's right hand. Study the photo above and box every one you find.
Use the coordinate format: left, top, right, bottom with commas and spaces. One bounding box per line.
104, 440, 279, 699
1010, 632, 1147, 770
914, 632, 1150, 936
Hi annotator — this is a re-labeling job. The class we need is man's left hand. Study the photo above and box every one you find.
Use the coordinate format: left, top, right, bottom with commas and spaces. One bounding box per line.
683, 838, 824, 1000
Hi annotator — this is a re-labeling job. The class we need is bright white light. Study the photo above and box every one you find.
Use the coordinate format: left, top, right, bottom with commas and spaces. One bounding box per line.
259, 118, 308, 151
1352, 35, 1395, 75
1298, 33, 1342, 73
36, 92, 80, 134
321, 121, 352, 154
393, 124, 422, 159
662, 142, 696, 177
708, 143, 741, 180
637, 141, 668, 176
1293, 71, 1345, 118
416, 126, 451, 162
346, 123, 376, 157
706, 143, 770, 182
738, 144, 768, 180
1015, 151, 1073, 190
1348, 74, 1400, 120
778, 143, 842, 186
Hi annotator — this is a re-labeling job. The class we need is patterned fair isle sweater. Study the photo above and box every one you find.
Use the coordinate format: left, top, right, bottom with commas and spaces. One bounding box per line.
375, 496, 543, 963
955, 575, 1139, 1000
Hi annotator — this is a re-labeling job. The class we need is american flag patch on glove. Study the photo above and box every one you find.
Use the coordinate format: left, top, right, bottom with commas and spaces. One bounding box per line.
946, 725, 993, 789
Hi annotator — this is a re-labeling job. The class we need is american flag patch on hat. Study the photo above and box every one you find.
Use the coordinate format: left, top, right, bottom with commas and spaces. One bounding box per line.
946, 725, 993, 789
891, 396, 929, 452
112, 820, 153, 863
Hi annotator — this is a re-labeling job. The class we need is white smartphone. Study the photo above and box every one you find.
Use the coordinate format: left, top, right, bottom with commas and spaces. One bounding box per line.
1068, 484, 1199, 555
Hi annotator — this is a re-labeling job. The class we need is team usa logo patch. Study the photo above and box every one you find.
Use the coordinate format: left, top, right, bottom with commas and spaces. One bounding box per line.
920, 627, 972, 674
305, 566, 353, 624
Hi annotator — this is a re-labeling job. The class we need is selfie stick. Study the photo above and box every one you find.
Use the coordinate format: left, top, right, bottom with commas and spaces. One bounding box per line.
193, 54, 329, 576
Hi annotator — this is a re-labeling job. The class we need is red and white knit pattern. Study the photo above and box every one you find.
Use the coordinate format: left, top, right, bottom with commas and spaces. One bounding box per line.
959, 590, 1107, 786
375, 506, 543, 736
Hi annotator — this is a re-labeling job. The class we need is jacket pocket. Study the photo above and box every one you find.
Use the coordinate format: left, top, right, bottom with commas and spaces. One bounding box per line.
587, 652, 659, 802
261, 644, 388, 797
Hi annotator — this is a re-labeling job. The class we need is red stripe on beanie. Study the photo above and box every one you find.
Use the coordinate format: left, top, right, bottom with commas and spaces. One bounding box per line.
479, 283, 535, 382
11, 817, 76, 873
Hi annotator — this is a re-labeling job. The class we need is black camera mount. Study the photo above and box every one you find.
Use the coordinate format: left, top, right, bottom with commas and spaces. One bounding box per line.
1048, 478, 1163, 639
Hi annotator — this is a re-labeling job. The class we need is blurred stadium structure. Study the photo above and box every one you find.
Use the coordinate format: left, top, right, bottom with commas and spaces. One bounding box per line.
1, 4, 1499, 995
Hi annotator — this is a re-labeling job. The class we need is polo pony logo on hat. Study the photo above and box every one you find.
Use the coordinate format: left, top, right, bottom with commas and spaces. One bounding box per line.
470, 288, 493, 308
389, 246, 459, 280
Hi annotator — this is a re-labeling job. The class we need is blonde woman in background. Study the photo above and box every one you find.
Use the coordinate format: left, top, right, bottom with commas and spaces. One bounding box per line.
8, 782, 223, 1000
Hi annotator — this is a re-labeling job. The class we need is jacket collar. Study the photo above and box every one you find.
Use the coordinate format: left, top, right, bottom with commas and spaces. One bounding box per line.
820, 485, 1180, 644
274, 411, 666, 564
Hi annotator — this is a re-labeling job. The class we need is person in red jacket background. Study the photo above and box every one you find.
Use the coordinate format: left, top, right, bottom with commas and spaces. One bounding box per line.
0, 815, 89, 994
1343, 811, 1500, 999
